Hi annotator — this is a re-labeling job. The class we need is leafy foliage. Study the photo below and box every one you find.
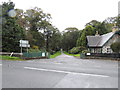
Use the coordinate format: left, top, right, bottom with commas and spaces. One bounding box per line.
63, 52, 80, 57
49, 27, 62, 52
76, 25, 95, 47
69, 46, 86, 54
82, 50, 90, 53
2, 1, 62, 53
61, 27, 79, 51
2, 1, 119, 54
110, 42, 120, 53
2, 1, 25, 52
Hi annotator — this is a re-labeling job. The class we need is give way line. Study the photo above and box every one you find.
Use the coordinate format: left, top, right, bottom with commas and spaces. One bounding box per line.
24, 66, 109, 78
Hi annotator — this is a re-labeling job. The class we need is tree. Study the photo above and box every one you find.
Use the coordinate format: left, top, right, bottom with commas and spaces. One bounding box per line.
104, 17, 117, 24
48, 26, 62, 53
61, 27, 79, 51
15, 7, 53, 51
2, 1, 25, 52
69, 46, 86, 54
86, 20, 111, 35
4, 3, 61, 53
110, 42, 120, 53
76, 25, 95, 47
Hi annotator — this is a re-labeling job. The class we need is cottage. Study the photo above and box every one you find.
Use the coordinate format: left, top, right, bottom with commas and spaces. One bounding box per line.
87, 26, 120, 53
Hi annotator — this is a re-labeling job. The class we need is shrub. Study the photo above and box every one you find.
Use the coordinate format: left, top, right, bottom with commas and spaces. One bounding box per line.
32, 45, 39, 49
82, 50, 90, 53
28, 45, 41, 52
110, 42, 120, 53
69, 46, 86, 54
28, 48, 40, 52
49, 50, 55, 55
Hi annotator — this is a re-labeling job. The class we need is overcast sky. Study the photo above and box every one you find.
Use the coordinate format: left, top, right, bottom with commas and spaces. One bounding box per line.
1, 0, 119, 31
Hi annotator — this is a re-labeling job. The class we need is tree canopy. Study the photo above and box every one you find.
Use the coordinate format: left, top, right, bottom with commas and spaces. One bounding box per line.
2, 1, 25, 52
1, 1, 61, 53
61, 27, 79, 51
1, 1, 119, 54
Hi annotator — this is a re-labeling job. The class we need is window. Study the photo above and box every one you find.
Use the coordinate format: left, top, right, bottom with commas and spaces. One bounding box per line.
107, 48, 112, 53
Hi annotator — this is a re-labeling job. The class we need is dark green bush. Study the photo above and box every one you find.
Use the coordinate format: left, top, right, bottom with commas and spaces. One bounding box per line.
110, 42, 120, 53
69, 46, 86, 54
49, 50, 55, 55
82, 50, 90, 53
28, 48, 40, 52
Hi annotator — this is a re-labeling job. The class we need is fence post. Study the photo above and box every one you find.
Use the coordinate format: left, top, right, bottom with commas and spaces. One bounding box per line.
47, 52, 50, 59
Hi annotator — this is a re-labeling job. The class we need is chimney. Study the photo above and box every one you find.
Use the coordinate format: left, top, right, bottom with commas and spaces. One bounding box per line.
112, 23, 118, 32
95, 31, 100, 36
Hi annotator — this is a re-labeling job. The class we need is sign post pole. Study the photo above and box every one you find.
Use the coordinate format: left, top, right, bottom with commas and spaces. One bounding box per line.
20, 45, 22, 59
21, 46, 22, 54
27, 44, 28, 53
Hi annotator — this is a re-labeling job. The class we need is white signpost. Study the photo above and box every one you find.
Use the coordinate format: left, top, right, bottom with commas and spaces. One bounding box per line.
19, 44, 30, 48
86, 53, 91, 55
19, 40, 30, 53
42, 53, 45, 57
19, 40, 29, 44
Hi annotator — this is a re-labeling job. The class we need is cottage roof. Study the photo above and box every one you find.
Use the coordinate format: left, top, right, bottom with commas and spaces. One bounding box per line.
87, 32, 115, 47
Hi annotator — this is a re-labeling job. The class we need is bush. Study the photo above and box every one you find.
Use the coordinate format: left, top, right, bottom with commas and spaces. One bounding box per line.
82, 50, 90, 53
28, 48, 40, 52
28, 45, 41, 52
49, 50, 55, 55
110, 42, 120, 53
32, 45, 39, 49
69, 46, 86, 54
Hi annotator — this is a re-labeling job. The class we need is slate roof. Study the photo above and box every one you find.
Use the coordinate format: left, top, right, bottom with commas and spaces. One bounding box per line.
87, 32, 115, 47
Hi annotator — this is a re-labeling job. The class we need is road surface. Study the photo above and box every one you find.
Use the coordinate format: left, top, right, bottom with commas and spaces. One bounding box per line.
1, 53, 119, 88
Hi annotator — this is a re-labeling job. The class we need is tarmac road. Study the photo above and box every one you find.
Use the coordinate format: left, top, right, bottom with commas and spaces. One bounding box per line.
1, 53, 118, 88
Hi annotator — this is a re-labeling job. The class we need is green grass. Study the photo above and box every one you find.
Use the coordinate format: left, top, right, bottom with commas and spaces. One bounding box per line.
63, 52, 80, 57
50, 51, 62, 58
0, 55, 24, 61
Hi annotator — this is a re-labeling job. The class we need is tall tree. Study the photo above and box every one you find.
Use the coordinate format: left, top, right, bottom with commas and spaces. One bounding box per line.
48, 26, 62, 53
16, 7, 52, 51
86, 20, 110, 35
76, 25, 95, 47
2, 1, 25, 52
61, 27, 79, 51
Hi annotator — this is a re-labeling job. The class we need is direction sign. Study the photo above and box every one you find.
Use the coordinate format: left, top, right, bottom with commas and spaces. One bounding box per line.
19, 40, 29, 44
19, 40, 30, 53
19, 44, 30, 47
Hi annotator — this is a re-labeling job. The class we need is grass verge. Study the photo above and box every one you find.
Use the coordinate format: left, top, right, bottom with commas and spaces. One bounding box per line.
0, 55, 24, 61
50, 51, 62, 58
63, 52, 80, 57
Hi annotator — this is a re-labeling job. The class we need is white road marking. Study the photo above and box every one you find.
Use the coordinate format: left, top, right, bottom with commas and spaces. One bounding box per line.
24, 66, 109, 77
0, 64, 2, 66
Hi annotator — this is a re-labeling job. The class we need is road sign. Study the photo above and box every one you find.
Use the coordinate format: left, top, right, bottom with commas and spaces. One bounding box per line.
19, 40, 29, 44
19, 40, 30, 47
19, 40, 30, 53
19, 44, 30, 47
